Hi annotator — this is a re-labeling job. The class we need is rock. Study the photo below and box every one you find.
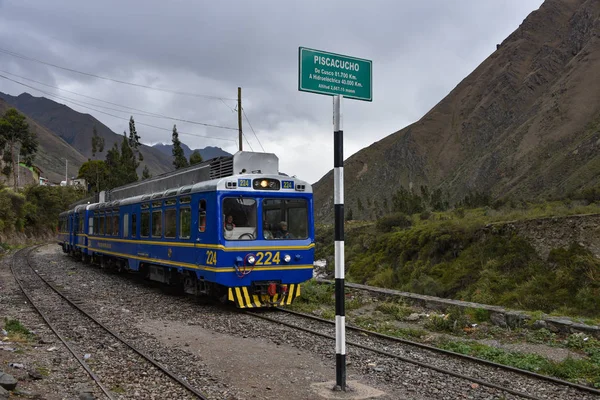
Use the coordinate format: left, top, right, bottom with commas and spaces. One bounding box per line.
406, 313, 420, 321
0, 386, 9, 400
28, 370, 43, 380
79, 392, 96, 400
490, 312, 507, 328
0, 372, 18, 390
532, 320, 547, 329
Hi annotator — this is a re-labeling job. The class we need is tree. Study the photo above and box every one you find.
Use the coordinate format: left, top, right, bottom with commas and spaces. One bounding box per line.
171, 124, 189, 169
77, 160, 109, 192
105, 142, 122, 189
189, 150, 203, 166
0, 108, 37, 190
90, 125, 105, 193
142, 165, 152, 180
119, 131, 139, 185
128, 116, 143, 161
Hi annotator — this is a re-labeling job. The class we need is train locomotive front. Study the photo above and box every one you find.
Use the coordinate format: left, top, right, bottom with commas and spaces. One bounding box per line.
210, 174, 314, 308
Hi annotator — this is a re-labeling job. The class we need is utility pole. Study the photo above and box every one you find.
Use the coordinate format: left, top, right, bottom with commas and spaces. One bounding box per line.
238, 87, 242, 151
65, 158, 68, 185
17, 153, 19, 188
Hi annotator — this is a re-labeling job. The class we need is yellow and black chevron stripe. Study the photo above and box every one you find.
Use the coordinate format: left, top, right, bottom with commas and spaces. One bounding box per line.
228, 284, 301, 308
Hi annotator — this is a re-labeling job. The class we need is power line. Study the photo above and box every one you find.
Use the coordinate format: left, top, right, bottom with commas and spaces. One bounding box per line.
242, 107, 265, 152
0, 47, 237, 101
0, 70, 238, 130
0, 74, 238, 144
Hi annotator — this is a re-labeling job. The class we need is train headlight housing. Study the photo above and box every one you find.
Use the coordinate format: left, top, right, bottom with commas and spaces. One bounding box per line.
283, 254, 291, 263
246, 254, 256, 265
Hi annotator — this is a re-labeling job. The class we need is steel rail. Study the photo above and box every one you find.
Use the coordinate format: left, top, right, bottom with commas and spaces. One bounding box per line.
10, 246, 116, 400
246, 309, 568, 400
278, 308, 600, 396
11, 245, 210, 400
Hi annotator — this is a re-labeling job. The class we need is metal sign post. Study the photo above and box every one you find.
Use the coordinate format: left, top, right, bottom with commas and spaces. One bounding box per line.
299, 46, 372, 392
333, 94, 346, 390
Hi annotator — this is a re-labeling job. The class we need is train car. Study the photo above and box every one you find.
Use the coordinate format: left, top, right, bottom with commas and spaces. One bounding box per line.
60, 151, 315, 308
73, 203, 92, 262
57, 210, 69, 252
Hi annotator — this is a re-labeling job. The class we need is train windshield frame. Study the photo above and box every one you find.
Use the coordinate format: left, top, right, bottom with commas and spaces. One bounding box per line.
262, 198, 308, 240
222, 197, 257, 241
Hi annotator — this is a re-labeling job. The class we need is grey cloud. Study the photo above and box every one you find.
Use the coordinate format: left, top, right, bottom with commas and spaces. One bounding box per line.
0, 0, 544, 183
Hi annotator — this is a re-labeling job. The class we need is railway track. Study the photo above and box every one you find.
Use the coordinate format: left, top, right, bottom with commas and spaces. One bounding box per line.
244, 308, 600, 400
10, 245, 210, 400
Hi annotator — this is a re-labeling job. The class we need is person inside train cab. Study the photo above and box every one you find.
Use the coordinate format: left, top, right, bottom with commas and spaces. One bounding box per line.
263, 217, 273, 239
224, 215, 235, 231
276, 221, 293, 239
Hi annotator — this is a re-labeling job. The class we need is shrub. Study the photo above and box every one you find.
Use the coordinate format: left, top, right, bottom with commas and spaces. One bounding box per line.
375, 212, 412, 233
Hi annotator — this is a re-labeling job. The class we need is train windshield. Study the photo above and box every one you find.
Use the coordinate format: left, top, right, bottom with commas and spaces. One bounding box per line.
262, 199, 308, 240
222, 197, 257, 240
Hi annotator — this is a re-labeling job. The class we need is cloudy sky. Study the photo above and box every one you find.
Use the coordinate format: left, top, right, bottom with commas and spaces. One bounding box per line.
0, 0, 544, 184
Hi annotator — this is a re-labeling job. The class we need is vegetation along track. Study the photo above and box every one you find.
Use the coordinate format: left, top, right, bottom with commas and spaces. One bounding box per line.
245, 308, 600, 400
9, 245, 210, 400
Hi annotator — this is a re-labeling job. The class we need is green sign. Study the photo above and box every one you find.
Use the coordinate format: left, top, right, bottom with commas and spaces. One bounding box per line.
298, 47, 372, 101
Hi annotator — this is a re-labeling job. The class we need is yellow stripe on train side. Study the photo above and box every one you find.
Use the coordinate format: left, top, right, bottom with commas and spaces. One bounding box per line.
85, 234, 314, 252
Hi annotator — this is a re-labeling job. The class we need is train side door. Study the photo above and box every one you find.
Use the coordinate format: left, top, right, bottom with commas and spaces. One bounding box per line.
195, 198, 209, 267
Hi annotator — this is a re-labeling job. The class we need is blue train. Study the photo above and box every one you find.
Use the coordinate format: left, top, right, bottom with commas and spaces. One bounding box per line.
57, 151, 315, 308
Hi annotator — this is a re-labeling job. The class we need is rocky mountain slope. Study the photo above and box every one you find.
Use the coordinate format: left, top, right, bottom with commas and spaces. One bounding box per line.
0, 98, 88, 184
314, 0, 600, 221
0, 92, 174, 178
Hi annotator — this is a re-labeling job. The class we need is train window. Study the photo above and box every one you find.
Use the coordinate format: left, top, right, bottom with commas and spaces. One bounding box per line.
93, 216, 98, 235
165, 199, 176, 206
113, 215, 119, 236
141, 203, 150, 209
131, 214, 137, 238
199, 200, 206, 233
123, 214, 129, 237
222, 197, 256, 241
180, 196, 191, 204
152, 210, 162, 238
79, 217, 83, 233
165, 209, 176, 238
262, 199, 308, 240
99, 216, 105, 235
152, 201, 161, 208
141, 211, 150, 237
179, 207, 191, 239
106, 214, 112, 236
88, 217, 93, 235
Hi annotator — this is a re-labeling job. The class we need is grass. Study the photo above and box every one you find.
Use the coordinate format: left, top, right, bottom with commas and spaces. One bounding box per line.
111, 385, 126, 394
436, 338, 600, 388
3, 317, 33, 342
375, 301, 414, 320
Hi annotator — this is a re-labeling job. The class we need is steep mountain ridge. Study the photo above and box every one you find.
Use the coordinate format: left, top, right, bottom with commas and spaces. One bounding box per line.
0, 98, 87, 184
314, 0, 600, 221
0, 92, 174, 178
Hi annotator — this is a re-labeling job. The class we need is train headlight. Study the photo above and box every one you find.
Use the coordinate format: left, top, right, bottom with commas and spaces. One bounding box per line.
283, 254, 291, 263
246, 254, 256, 265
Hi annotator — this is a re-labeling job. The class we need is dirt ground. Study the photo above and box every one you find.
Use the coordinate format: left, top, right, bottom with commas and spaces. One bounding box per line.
137, 319, 409, 400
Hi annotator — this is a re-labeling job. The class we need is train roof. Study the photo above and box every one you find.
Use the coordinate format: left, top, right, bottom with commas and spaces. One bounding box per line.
86, 173, 311, 210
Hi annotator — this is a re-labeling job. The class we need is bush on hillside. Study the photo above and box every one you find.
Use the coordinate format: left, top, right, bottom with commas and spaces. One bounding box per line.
375, 212, 412, 233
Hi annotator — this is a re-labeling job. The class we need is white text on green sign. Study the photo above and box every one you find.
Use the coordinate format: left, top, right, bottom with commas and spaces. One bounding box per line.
298, 47, 372, 101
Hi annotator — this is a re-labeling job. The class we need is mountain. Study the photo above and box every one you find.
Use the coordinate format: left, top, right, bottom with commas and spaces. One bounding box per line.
151, 143, 231, 162
314, 0, 600, 221
0, 98, 88, 184
0, 92, 174, 178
